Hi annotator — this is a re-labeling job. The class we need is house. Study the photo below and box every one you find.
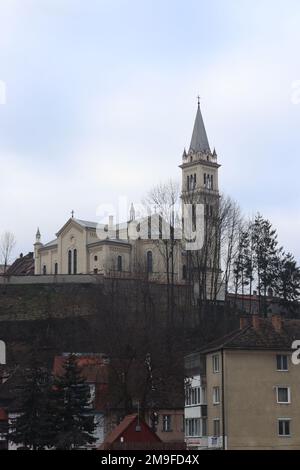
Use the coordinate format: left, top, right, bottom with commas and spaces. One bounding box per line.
99, 413, 161, 450
184, 315, 300, 450
5, 253, 34, 276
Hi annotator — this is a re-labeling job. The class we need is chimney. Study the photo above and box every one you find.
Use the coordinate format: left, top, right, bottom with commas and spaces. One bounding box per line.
240, 316, 249, 329
272, 314, 282, 333
252, 314, 261, 330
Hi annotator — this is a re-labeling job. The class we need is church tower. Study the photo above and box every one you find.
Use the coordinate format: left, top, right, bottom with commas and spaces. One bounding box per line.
180, 100, 223, 302
180, 99, 220, 210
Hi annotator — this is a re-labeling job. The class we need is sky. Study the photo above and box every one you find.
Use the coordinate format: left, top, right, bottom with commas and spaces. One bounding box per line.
0, 0, 299, 262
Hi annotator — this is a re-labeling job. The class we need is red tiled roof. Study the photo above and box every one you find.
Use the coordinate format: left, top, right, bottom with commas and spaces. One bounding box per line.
53, 355, 109, 384
103, 414, 138, 445
100, 414, 161, 449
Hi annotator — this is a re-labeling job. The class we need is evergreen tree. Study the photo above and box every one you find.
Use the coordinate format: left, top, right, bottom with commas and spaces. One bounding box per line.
51, 354, 96, 450
276, 252, 300, 311
252, 214, 282, 316
9, 366, 53, 450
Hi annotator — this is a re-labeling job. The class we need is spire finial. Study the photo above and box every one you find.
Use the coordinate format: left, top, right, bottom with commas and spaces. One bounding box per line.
71, 210, 74, 219
197, 95, 200, 107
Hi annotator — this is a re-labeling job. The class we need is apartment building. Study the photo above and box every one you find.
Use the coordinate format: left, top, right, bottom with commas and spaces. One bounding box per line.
184, 315, 300, 450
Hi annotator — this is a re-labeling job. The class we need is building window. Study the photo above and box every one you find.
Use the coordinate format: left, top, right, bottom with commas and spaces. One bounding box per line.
42, 265, 47, 275
192, 204, 196, 230
117, 255, 122, 272
276, 387, 290, 404
213, 386, 220, 404
162, 415, 172, 432
94, 268, 98, 274
94, 255, 98, 261
212, 355, 220, 373
278, 419, 291, 437
185, 386, 201, 406
73, 249, 77, 274
182, 265, 187, 280
68, 250, 72, 275
193, 173, 196, 189
213, 419, 220, 437
185, 418, 201, 437
201, 418, 207, 437
54, 263, 58, 275
277, 355, 288, 371
146, 251, 153, 273
187, 175, 190, 190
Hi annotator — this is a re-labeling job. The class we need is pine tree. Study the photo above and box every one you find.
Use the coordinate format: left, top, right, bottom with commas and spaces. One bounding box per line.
51, 354, 96, 450
252, 214, 282, 316
276, 252, 300, 311
9, 366, 53, 450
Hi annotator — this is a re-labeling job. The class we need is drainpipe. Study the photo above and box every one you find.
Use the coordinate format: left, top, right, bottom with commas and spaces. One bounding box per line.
221, 348, 226, 450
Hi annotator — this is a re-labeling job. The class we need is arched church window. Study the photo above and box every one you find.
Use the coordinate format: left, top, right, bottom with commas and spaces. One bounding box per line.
42, 265, 47, 275
54, 263, 58, 275
187, 175, 189, 190
193, 173, 196, 189
73, 249, 77, 274
117, 255, 122, 272
68, 250, 72, 275
147, 251, 153, 273
94, 255, 98, 261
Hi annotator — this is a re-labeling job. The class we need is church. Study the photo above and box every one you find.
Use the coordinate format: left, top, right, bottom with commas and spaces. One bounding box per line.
34, 102, 222, 297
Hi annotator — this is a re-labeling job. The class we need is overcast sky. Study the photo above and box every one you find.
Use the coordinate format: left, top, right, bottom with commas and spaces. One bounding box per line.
0, 0, 299, 262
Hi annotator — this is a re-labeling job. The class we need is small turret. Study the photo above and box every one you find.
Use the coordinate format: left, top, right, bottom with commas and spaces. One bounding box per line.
34, 227, 43, 275
35, 227, 41, 243
129, 203, 136, 222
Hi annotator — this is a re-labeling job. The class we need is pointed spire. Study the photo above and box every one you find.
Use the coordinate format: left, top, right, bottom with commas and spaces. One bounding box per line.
130, 203, 135, 222
189, 99, 211, 154
35, 227, 41, 243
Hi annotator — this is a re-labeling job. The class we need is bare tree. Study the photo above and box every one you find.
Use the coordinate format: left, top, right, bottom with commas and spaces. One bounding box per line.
0, 231, 16, 273
144, 180, 181, 326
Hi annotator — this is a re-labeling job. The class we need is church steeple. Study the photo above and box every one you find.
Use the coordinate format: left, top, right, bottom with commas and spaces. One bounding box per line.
189, 100, 211, 154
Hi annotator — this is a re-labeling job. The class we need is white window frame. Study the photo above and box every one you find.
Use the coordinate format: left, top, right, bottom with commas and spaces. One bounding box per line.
276, 354, 289, 372
213, 386, 220, 405
278, 418, 291, 437
276, 386, 291, 404
212, 354, 220, 373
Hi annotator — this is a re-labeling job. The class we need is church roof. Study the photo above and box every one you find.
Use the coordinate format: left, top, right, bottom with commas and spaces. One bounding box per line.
74, 218, 99, 229
189, 103, 211, 154
43, 239, 58, 248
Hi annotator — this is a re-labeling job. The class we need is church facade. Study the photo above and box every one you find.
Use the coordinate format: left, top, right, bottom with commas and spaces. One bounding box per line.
34, 103, 223, 297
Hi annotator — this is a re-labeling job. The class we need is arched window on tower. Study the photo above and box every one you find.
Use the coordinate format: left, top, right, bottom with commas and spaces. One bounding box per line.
187, 175, 189, 190
147, 251, 153, 273
42, 265, 47, 275
54, 263, 58, 275
68, 250, 72, 274
117, 255, 122, 272
73, 249, 77, 274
